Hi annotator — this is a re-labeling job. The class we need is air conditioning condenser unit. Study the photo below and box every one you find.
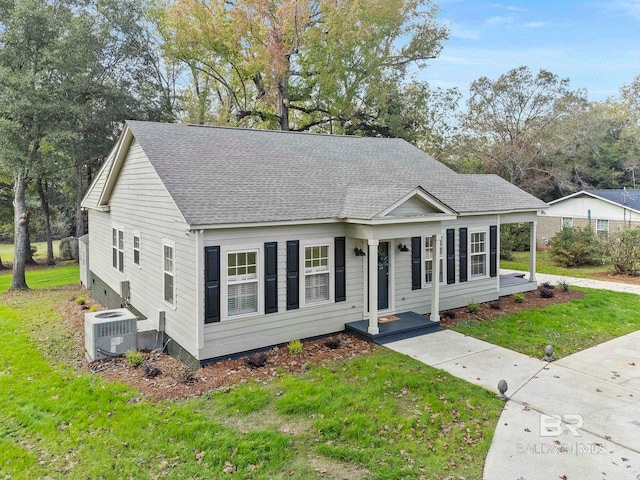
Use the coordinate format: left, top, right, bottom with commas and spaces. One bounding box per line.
85, 308, 138, 361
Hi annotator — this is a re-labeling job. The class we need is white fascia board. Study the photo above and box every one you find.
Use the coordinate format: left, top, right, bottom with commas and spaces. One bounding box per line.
375, 186, 457, 218
97, 126, 134, 207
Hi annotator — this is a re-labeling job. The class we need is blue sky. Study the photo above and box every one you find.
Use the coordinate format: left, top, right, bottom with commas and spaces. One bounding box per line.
422, 0, 640, 102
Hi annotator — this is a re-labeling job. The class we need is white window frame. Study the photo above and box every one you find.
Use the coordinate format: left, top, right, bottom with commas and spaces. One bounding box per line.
424, 235, 444, 285
133, 232, 141, 267
596, 219, 609, 234
302, 241, 333, 306
112, 227, 124, 273
469, 231, 488, 278
226, 249, 260, 318
163, 240, 175, 308
562, 217, 573, 229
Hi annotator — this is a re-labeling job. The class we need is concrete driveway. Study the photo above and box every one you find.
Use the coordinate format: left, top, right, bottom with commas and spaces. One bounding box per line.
385, 330, 640, 479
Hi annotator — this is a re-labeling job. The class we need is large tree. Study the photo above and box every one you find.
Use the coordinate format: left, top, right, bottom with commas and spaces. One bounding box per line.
157, 0, 448, 132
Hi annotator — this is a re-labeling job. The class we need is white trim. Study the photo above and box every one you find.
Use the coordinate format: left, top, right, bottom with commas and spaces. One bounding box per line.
548, 190, 640, 216
375, 187, 457, 218
112, 226, 125, 274
423, 234, 445, 287
561, 217, 573, 229
596, 219, 609, 233
301, 240, 334, 307
221, 244, 264, 321
162, 239, 176, 310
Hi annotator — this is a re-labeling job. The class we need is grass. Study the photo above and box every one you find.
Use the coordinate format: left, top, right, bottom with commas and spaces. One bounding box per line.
0, 267, 503, 479
453, 288, 640, 358
0, 240, 61, 263
501, 250, 610, 278
0, 263, 79, 292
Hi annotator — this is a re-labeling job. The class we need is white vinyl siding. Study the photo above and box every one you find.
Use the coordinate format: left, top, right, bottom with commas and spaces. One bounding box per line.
424, 236, 443, 284
133, 233, 141, 266
112, 227, 124, 273
163, 243, 175, 306
596, 219, 609, 234
470, 231, 487, 277
562, 217, 573, 229
227, 251, 258, 316
304, 245, 330, 304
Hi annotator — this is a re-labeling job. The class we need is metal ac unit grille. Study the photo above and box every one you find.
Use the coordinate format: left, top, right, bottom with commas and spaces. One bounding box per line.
85, 308, 138, 361
96, 320, 136, 338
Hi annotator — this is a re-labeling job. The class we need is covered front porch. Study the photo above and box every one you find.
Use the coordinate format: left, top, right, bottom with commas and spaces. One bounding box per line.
345, 311, 441, 344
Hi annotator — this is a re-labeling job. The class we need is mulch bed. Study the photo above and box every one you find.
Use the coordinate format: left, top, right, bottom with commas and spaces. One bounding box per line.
57, 284, 583, 401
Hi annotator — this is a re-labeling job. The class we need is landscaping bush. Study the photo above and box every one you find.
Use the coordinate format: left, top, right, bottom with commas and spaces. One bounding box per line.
489, 300, 501, 310
512, 292, 525, 303
141, 361, 162, 378
441, 310, 456, 319
466, 302, 480, 314
75, 296, 86, 305
538, 287, 555, 298
600, 226, 640, 275
125, 350, 143, 367
550, 226, 600, 267
287, 339, 303, 355
323, 337, 341, 349
245, 352, 268, 368
557, 280, 570, 292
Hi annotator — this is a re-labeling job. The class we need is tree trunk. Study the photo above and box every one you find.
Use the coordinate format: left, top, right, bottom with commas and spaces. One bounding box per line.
277, 75, 290, 131
11, 168, 29, 290
0, 254, 6, 270
75, 159, 85, 237
37, 176, 55, 265
25, 224, 36, 265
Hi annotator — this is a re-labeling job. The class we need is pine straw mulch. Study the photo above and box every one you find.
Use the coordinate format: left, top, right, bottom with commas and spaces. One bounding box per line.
57, 285, 584, 402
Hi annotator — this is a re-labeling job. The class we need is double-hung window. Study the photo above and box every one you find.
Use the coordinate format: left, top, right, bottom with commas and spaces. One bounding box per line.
112, 228, 124, 273
470, 232, 487, 277
227, 251, 258, 316
424, 236, 443, 284
163, 243, 175, 306
304, 245, 330, 304
133, 233, 141, 266
562, 217, 573, 229
596, 219, 609, 234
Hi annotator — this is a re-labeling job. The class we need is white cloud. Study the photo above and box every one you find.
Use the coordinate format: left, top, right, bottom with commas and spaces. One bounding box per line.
485, 16, 515, 26
601, 0, 640, 20
524, 21, 548, 28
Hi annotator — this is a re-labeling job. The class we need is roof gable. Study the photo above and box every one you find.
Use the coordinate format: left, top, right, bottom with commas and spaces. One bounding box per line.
549, 189, 640, 215
87, 121, 547, 226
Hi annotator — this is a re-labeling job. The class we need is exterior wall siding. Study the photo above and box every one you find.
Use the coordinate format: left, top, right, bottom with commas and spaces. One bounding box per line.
87, 141, 199, 359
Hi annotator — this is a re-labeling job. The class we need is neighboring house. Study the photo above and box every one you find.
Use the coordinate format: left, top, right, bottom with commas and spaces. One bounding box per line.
537, 189, 640, 246
81, 121, 546, 366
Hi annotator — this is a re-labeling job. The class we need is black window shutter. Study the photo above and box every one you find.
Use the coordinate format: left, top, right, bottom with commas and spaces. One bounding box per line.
264, 242, 278, 313
446, 229, 455, 284
286, 240, 299, 310
489, 225, 498, 278
335, 237, 346, 302
411, 236, 422, 290
459, 228, 468, 283
204, 246, 220, 323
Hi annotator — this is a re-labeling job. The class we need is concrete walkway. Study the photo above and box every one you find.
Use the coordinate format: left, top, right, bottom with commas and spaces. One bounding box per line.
502, 268, 640, 295
385, 293, 640, 478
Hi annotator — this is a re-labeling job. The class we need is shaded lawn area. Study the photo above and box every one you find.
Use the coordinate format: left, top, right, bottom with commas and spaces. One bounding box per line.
453, 288, 640, 358
0, 263, 79, 292
501, 250, 610, 278
0, 278, 503, 479
0, 241, 61, 263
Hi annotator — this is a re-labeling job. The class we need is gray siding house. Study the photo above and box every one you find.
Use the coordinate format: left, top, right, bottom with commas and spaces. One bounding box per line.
82, 121, 546, 366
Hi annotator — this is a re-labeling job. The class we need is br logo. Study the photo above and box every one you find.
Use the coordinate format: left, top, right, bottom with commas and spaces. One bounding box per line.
539, 414, 583, 437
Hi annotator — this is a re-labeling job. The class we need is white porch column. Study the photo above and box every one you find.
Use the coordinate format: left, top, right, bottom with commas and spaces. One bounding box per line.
430, 234, 441, 322
530, 221, 537, 283
368, 239, 379, 335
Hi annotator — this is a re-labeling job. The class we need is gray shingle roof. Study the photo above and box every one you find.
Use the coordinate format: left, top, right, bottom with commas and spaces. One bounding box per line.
583, 189, 640, 212
125, 121, 546, 225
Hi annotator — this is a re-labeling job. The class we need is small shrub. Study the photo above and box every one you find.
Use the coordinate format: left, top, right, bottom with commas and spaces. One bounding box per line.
466, 302, 480, 314
141, 361, 162, 378
245, 352, 268, 369
512, 292, 525, 303
557, 280, 570, 292
88, 305, 98, 312
441, 310, 456, 319
489, 300, 501, 310
287, 339, 303, 355
538, 286, 555, 298
541, 281, 555, 290
550, 226, 600, 267
75, 296, 86, 305
175, 366, 198, 384
125, 350, 143, 367
323, 337, 341, 349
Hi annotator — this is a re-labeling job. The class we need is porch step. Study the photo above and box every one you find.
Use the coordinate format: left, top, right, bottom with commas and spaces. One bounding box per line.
345, 311, 441, 345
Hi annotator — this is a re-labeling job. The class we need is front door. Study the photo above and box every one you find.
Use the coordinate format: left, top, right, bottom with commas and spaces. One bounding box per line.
377, 241, 389, 310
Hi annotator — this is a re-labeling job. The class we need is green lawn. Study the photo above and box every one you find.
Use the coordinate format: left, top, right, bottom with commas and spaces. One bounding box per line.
0, 240, 61, 263
453, 288, 640, 358
501, 250, 610, 278
0, 267, 503, 479
0, 263, 79, 292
